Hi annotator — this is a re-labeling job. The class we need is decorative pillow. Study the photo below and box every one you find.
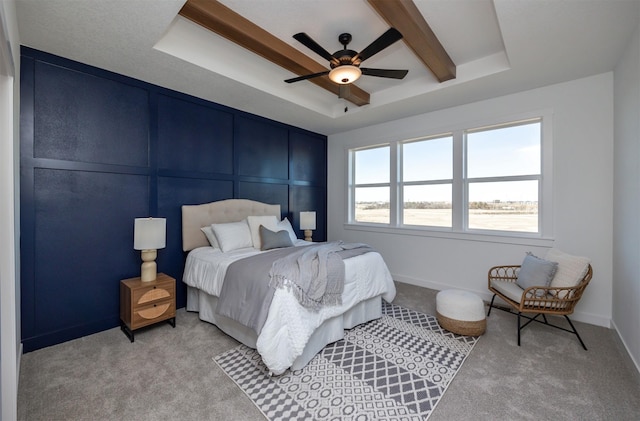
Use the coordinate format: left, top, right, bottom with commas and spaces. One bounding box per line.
545, 248, 591, 298
259, 225, 294, 251
276, 217, 298, 242
516, 252, 558, 296
247, 215, 279, 249
200, 226, 219, 249
211, 220, 253, 253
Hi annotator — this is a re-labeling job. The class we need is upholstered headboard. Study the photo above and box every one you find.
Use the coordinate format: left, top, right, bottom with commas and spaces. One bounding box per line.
181, 199, 281, 252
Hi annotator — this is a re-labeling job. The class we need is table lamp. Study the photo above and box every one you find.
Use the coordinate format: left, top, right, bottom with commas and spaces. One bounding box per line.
134, 217, 166, 282
300, 211, 316, 242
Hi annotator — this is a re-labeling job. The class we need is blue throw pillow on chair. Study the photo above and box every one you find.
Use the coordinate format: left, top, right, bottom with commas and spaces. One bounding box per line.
516, 252, 558, 297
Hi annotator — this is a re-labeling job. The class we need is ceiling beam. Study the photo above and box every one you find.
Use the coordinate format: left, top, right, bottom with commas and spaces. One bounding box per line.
178, 0, 370, 106
368, 0, 456, 82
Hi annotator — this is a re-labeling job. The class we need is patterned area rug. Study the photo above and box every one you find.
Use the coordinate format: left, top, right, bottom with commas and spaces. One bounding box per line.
214, 301, 479, 420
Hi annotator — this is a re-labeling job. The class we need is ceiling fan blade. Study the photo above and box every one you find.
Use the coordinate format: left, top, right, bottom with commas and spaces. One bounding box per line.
355, 28, 403, 63
293, 33, 340, 65
284, 70, 330, 83
361, 68, 408, 79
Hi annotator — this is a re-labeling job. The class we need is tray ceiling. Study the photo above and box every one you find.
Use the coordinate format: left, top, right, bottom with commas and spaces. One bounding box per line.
15, 0, 640, 135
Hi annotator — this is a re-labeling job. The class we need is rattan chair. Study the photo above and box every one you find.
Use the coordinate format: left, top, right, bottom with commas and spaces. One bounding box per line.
487, 263, 593, 349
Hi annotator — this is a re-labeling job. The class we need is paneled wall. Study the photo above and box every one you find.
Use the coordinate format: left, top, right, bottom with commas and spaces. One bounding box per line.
19, 47, 327, 352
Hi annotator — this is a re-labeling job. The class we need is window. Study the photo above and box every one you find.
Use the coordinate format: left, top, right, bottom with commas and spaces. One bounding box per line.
466, 120, 541, 233
401, 135, 453, 227
348, 116, 549, 239
351, 145, 390, 224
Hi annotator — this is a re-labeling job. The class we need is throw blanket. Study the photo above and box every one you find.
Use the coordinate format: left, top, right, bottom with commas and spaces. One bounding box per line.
215, 246, 295, 335
269, 242, 372, 311
215, 242, 373, 335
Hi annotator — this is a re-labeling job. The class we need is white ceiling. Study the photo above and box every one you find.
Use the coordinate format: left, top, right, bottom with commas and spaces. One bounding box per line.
15, 0, 640, 136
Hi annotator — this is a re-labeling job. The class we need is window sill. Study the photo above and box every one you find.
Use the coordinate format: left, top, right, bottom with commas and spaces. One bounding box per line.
343, 223, 554, 247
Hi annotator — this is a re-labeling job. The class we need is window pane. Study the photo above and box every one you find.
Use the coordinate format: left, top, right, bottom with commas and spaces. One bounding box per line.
468, 180, 538, 232
403, 136, 452, 182
403, 184, 452, 227
467, 121, 541, 178
355, 187, 389, 223
355, 146, 389, 184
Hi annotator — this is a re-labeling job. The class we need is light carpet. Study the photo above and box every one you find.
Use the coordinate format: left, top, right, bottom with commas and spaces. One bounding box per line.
214, 301, 479, 420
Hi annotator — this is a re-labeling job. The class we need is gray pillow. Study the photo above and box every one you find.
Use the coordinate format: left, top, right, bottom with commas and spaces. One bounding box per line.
516, 252, 558, 296
259, 225, 294, 251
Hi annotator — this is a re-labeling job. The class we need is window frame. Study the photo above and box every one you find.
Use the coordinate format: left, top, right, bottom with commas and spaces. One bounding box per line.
399, 133, 454, 229
346, 110, 554, 246
348, 144, 393, 225
463, 118, 543, 234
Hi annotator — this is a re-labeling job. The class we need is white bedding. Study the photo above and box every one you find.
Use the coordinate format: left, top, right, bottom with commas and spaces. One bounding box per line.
183, 242, 396, 374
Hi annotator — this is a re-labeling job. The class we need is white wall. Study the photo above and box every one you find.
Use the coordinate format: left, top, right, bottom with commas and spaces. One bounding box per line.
613, 19, 640, 372
0, 0, 20, 419
328, 73, 614, 328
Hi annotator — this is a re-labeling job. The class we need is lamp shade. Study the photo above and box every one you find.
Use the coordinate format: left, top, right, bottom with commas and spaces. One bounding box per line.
300, 211, 316, 230
329, 65, 362, 84
134, 218, 166, 250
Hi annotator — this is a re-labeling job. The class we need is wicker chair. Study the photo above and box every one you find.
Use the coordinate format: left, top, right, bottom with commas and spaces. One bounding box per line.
487, 263, 593, 349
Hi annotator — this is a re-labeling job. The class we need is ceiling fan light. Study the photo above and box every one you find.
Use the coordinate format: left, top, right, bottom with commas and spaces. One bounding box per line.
329, 65, 362, 84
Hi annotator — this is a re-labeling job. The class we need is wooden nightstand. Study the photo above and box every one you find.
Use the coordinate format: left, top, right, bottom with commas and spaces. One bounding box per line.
120, 273, 176, 342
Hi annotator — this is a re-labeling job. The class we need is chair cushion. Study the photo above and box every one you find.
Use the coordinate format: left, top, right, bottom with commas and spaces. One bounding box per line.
545, 248, 590, 298
491, 279, 565, 309
516, 253, 558, 296
491, 279, 525, 303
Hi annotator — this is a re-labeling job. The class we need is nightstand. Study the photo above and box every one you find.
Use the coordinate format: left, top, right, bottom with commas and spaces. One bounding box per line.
120, 273, 176, 342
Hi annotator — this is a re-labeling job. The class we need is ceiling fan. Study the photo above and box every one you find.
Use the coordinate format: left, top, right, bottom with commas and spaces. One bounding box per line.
285, 28, 409, 96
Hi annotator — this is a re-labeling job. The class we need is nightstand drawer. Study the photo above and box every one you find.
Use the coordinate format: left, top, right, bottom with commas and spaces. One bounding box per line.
131, 279, 175, 306
131, 299, 176, 329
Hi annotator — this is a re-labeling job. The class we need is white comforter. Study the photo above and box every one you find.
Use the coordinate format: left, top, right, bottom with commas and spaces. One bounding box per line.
183, 241, 396, 374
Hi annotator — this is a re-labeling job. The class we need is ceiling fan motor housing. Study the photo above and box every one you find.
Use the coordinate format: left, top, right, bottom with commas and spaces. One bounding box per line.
330, 50, 360, 68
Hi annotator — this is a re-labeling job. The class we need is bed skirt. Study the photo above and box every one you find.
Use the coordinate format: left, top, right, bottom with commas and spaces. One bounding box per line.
186, 286, 382, 371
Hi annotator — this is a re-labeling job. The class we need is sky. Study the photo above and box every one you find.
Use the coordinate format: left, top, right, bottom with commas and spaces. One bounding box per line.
354, 120, 541, 202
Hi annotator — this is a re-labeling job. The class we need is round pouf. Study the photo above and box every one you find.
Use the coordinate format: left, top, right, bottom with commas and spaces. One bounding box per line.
436, 289, 486, 336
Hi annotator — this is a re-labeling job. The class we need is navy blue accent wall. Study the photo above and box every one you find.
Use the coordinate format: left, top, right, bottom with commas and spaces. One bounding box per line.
20, 47, 327, 352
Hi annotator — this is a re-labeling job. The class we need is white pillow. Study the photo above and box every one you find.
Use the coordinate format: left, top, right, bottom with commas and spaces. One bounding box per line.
211, 220, 253, 252
545, 248, 591, 298
277, 217, 298, 242
200, 226, 219, 249
247, 215, 279, 249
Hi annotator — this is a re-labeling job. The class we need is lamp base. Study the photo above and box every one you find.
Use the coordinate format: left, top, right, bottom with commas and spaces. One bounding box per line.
304, 229, 313, 242
140, 249, 157, 282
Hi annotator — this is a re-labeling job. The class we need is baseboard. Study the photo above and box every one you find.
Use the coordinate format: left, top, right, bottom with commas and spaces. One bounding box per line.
611, 319, 640, 379
570, 309, 611, 328
17, 342, 22, 388
22, 316, 119, 353
393, 274, 453, 292
392, 273, 612, 328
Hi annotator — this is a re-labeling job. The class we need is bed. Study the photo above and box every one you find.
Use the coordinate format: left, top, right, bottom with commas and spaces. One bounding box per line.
181, 199, 396, 375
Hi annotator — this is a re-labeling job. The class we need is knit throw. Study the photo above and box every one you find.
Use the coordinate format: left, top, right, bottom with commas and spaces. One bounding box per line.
269, 242, 373, 311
